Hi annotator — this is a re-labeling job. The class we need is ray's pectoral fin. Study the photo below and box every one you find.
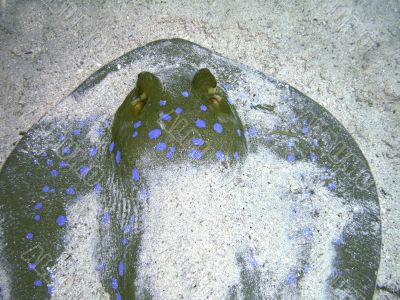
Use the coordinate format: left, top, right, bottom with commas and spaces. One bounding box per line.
128, 72, 163, 119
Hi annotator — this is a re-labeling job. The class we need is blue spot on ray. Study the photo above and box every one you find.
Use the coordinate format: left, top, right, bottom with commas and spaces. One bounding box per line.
310, 153, 317, 162
162, 113, 171, 121
334, 236, 344, 245
26, 232, 33, 240
112, 278, 118, 290
216, 150, 225, 161
63, 146, 71, 155
159, 99, 166, 106
304, 264, 312, 273
288, 153, 295, 162
189, 149, 202, 159
228, 97, 235, 105
94, 182, 101, 194
133, 121, 142, 128
132, 168, 140, 181
132, 131, 138, 138
34, 215, 41, 222
66, 186, 75, 195
139, 188, 149, 202
196, 119, 206, 128
73, 129, 80, 136
116, 150, 121, 164
109, 141, 115, 153
96, 263, 105, 272
123, 216, 135, 233
213, 123, 223, 133
249, 248, 257, 268
89, 147, 97, 157
303, 228, 313, 239
287, 139, 295, 147
148, 129, 161, 139
248, 127, 257, 137
28, 263, 36, 270
103, 212, 110, 225
57, 215, 67, 226
234, 152, 239, 161
80, 166, 90, 177
34, 202, 42, 210
50, 169, 58, 177
287, 273, 297, 285
224, 83, 232, 90
236, 129, 241, 136
200, 105, 207, 111
59, 161, 67, 168
47, 159, 53, 166
34, 279, 42, 287
192, 137, 204, 146
155, 142, 167, 151
181, 90, 189, 97
119, 261, 124, 276
42, 186, 50, 193
175, 107, 183, 114
48, 286, 54, 295
166, 147, 175, 159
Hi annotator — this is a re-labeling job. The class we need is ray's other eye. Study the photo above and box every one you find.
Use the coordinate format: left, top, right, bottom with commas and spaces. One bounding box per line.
192, 68, 225, 109
129, 96, 147, 118
208, 94, 222, 108
192, 68, 217, 93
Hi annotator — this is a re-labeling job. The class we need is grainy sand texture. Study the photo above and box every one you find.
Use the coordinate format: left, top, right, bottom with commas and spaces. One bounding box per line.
0, 0, 399, 298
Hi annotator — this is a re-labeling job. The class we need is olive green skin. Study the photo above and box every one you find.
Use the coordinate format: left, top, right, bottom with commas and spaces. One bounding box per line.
111, 69, 247, 169
102, 69, 247, 299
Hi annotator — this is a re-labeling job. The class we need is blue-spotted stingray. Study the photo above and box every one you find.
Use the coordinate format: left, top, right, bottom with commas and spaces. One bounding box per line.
104, 68, 247, 298
0, 39, 380, 299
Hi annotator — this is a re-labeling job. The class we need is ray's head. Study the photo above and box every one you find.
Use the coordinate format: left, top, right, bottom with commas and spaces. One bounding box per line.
112, 68, 247, 165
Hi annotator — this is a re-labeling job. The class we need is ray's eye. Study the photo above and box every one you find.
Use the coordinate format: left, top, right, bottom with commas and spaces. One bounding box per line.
208, 94, 222, 108
129, 93, 147, 118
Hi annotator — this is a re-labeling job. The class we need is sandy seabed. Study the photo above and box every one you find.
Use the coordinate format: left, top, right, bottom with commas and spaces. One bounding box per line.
0, 1, 399, 298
